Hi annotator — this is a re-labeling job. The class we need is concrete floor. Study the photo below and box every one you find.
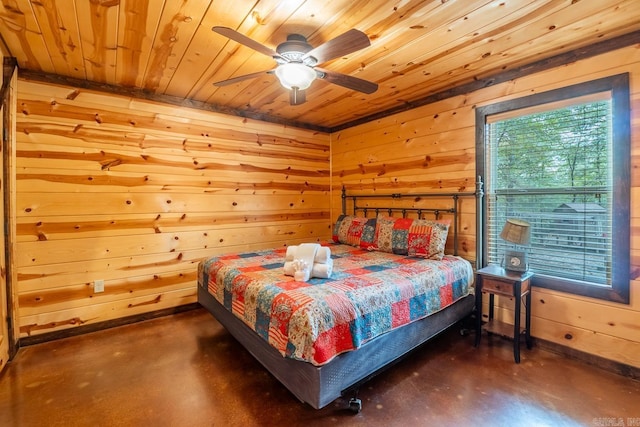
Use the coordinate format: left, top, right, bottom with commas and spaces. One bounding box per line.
1, 308, 638, 427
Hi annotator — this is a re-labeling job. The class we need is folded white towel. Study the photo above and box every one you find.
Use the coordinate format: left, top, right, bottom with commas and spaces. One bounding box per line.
285, 258, 310, 281
294, 268, 310, 282
296, 244, 319, 282
311, 258, 333, 279
314, 246, 331, 264
283, 261, 296, 276
284, 243, 333, 281
285, 245, 331, 263
285, 259, 333, 279
285, 245, 297, 262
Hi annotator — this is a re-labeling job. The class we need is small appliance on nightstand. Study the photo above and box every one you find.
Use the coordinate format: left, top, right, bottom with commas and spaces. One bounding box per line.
474, 264, 534, 363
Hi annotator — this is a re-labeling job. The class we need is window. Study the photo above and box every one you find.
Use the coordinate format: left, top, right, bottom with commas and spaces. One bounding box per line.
476, 74, 630, 303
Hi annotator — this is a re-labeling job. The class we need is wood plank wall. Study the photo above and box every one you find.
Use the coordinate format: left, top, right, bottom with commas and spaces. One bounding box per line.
331, 44, 640, 368
0, 50, 9, 371
15, 82, 331, 337
331, 88, 479, 260
12, 43, 640, 369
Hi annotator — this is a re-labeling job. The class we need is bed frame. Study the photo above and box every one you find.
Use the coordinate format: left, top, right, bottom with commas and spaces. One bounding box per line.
198, 180, 484, 410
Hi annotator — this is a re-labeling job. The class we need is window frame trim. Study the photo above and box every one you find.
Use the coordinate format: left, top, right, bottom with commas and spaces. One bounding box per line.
475, 73, 630, 304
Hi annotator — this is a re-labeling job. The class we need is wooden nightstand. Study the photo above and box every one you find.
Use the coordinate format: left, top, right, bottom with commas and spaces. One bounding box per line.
474, 264, 534, 363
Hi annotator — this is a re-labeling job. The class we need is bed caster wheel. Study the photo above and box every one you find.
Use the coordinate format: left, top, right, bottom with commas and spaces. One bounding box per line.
348, 397, 362, 413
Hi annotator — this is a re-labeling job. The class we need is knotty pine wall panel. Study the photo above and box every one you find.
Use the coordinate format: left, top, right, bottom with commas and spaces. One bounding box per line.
331, 44, 640, 368
10, 45, 639, 370
16, 81, 331, 337
332, 97, 479, 261
0, 50, 11, 372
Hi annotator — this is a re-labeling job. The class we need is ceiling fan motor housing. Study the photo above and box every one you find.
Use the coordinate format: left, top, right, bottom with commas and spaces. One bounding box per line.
212, 26, 378, 101
276, 34, 317, 65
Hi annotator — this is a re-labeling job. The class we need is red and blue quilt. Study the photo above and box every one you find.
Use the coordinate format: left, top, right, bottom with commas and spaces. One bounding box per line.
199, 243, 473, 366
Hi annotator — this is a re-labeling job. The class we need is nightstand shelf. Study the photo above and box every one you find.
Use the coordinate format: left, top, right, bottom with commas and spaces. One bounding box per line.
474, 264, 533, 363
483, 319, 519, 338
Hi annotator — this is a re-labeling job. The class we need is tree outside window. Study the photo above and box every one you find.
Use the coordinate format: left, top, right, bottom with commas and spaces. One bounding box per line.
476, 74, 630, 303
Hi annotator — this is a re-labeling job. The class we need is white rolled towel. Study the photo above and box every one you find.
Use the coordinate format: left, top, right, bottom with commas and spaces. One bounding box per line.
311, 258, 333, 279
296, 244, 319, 281
285, 245, 298, 262
314, 246, 331, 264
295, 268, 310, 282
284, 258, 311, 281
283, 261, 296, 276
285, 245, 331, 263
284, 244, 332, 281
285, 259, 333, 279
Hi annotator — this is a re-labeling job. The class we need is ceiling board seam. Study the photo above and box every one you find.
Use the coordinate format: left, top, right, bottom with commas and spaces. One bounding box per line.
139, 0, 166, 84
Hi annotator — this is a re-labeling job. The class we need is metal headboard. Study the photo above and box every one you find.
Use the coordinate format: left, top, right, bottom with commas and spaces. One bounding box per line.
341, 178, 484, 262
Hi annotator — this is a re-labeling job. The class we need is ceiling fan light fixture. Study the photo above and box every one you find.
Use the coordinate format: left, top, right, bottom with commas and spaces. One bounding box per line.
275, 63, 317, 90
212, 27, 377, 98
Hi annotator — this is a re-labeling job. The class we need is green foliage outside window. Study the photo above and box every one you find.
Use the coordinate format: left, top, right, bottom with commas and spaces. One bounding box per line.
477, 73, 630, 303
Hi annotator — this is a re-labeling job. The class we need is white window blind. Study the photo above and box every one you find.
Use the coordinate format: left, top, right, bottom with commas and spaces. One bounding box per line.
485, 99, 613, 285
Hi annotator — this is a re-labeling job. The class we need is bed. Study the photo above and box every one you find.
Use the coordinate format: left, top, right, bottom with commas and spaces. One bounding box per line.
197, 183, 483, 410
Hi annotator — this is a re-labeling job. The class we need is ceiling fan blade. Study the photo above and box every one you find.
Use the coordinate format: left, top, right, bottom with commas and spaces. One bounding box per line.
303, 29, 371, 64
213, 69, 275, 87
212, 26, 285, 61
289, 88, 306, 105
316, 68, 378, 94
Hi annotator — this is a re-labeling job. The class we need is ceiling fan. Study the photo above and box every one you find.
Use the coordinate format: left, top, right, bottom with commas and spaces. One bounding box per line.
211, 26, 378, 105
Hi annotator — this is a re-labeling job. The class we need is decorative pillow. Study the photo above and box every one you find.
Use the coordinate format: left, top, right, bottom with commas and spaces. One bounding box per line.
374, 216, 410, 254
332, 215, 377, 249
374, 215, 451, 259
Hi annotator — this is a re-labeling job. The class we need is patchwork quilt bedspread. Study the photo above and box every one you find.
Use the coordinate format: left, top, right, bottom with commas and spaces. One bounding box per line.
198, 243, 473, 366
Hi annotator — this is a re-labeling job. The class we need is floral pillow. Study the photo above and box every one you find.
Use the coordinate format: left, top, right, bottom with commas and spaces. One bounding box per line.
374, 215, 451, 260
332, 215, 377, 249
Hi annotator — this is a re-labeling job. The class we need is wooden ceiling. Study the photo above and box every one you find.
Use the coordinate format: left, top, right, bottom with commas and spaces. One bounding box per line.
1, 0, 639, 132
